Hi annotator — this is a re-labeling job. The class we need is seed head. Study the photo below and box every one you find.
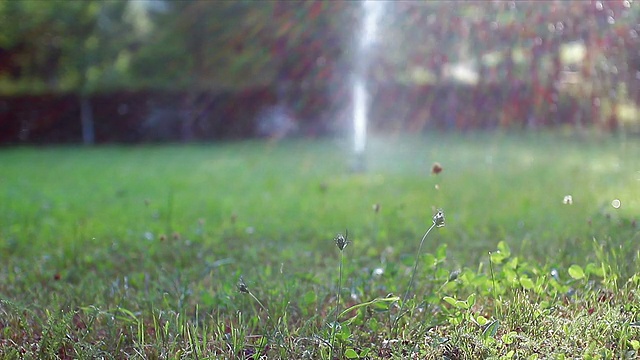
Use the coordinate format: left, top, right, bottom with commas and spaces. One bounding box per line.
335, 231, 349, 251
433, 209, 445, 228
431, 162, 443, 175
237, 276, 249, 293
448, 269, 461, 282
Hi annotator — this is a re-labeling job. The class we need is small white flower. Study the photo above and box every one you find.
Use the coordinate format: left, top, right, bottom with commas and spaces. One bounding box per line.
563, 195, 573, 205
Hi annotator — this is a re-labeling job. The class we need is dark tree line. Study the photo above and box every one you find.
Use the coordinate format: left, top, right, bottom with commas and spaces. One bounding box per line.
0, 1, 638, 144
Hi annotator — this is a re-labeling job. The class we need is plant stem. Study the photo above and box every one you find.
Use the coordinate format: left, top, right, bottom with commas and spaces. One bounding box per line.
489, 256, 502, 319
248, 291, 269, 320
393, 222, 436, 333
247, 289, 286, 354
329, 250, 344, 359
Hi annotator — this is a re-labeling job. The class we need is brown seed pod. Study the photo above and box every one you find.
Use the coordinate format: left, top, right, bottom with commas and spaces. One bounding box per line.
431, 162, 443, 175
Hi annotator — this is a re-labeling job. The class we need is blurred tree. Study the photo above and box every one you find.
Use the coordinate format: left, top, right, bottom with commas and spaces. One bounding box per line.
0, 0, 141, 144
0, 0, 637, 139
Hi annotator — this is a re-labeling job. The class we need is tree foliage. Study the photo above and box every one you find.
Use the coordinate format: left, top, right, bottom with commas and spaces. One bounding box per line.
0, 0, 637, 141
0, 1, 637, 94
0, 1, 140, 94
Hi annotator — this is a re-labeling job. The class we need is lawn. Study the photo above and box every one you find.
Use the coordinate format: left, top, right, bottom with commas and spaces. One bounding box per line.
1, 131, 639, 359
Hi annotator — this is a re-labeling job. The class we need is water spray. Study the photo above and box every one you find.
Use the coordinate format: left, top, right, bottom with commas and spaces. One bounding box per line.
351, 0, 384, 172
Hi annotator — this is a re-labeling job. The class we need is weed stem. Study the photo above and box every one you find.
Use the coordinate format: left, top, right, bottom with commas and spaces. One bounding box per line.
393, 222, 436, 333
329, 249, 345, 359
248, 291, 270, 320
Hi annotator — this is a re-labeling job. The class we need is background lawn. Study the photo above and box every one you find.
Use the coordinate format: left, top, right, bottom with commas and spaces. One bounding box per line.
1, 132, 639, 358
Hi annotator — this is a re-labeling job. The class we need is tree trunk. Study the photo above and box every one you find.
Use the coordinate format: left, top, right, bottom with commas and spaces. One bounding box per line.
80, 95, 95, 145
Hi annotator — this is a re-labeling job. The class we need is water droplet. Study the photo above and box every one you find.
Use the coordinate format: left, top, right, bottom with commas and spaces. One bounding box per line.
611, 199, 621, 209
607, 16, 615, 25
623, 0, 631, 8
596, 1, 603, 11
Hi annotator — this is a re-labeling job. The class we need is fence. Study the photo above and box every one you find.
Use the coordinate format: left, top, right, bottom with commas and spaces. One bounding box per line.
0, 82, 620, 145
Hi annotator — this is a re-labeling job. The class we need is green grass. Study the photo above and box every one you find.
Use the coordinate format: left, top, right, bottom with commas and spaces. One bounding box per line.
1, 131, 639, 359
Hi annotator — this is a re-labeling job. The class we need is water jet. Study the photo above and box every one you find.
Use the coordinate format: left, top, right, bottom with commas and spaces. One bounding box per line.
351, 0, 384, 172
